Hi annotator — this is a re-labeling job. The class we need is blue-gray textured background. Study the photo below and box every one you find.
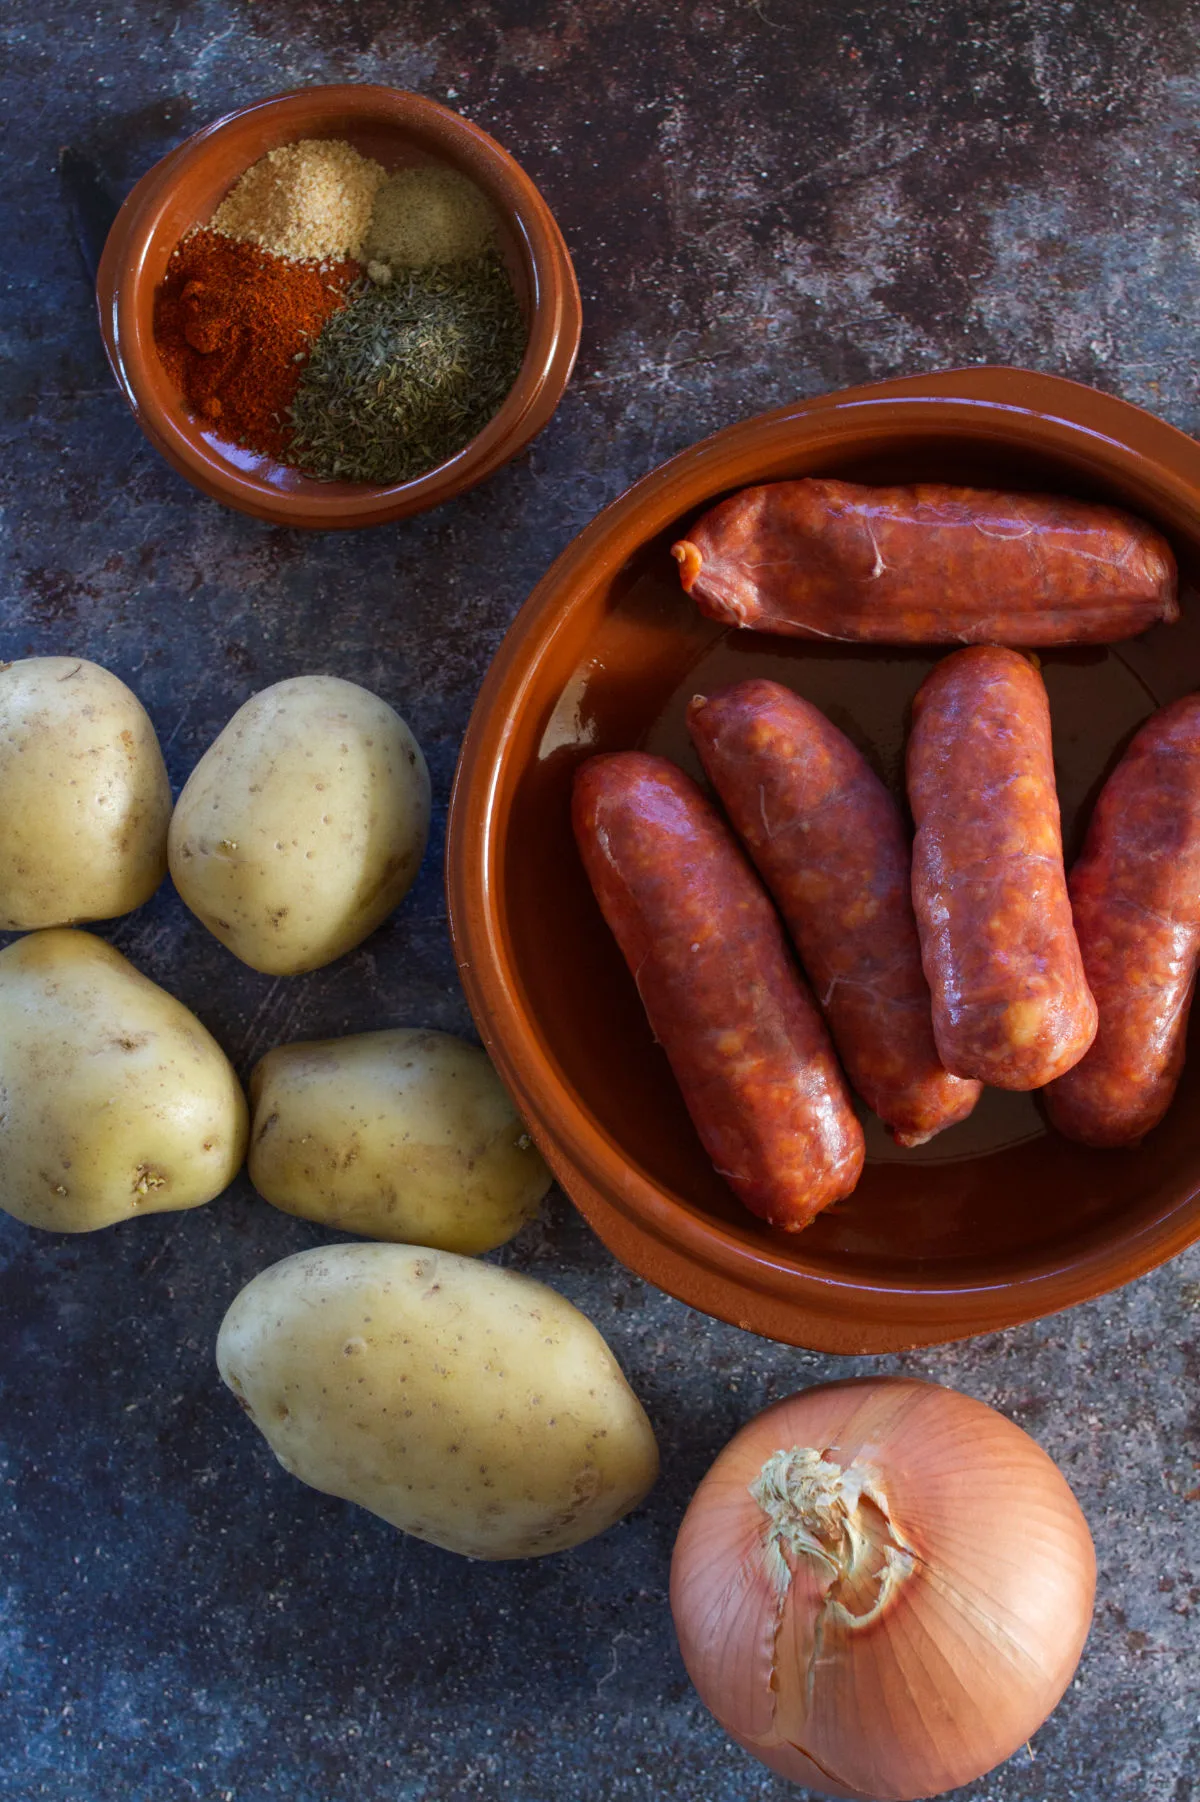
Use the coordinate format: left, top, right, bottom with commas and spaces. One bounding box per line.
2, 2, 1198, 1798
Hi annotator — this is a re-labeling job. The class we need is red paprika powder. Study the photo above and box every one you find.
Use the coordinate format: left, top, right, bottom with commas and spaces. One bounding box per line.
153, 229, 357, 462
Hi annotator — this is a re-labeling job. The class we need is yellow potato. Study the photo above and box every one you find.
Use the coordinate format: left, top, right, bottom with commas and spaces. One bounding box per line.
0, 929, 248, 1232
0, 656, 171, 929
248, 1028, 552, 1253
216, 1244, 660, 1559
168, 675, 430, 974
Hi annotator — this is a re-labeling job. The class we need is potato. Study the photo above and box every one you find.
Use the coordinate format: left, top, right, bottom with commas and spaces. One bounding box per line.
168, 675, 430, 975
248, 1028, 552, 1253
0, 656, 171, 929
0, 929, 248, 1232
216, 1244, 659, 1558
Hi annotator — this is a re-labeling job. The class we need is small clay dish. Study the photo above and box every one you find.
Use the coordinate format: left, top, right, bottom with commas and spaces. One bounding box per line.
96, 85, 581, 528
447, 365, 1200, 1353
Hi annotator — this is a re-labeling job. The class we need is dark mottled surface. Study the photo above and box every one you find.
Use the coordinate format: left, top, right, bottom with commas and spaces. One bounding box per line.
2, 3, 1200, 1798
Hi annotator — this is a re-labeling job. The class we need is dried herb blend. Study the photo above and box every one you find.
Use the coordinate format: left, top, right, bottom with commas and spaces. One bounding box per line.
288, 251, 527, 485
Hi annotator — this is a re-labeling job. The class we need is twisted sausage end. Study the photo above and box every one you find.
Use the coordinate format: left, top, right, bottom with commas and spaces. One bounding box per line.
671, 538, 703, 592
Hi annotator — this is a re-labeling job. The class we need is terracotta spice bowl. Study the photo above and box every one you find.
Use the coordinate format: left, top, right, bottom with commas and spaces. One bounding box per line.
96, 85, 581, 528
447, 365, 1200, 1353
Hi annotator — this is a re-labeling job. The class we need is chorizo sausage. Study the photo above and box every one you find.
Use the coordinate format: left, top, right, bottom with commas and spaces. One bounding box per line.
672, 479, 1178, 645
1044, 695, 1200, 1147
687, 677, 981, 1146
572, 751, 864, 1230
907, 646, 1097, 1088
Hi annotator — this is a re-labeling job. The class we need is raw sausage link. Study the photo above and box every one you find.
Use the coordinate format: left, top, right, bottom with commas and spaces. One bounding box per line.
672, 479, 1178, 645
1044, 695, 1200, 1146
572, 752, 864, 1230
687, 677, 981, 1146
907, 647, 1097, 1089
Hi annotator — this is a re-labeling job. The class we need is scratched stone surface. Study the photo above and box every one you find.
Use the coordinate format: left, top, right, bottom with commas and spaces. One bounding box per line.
2, 2, 1200, 1799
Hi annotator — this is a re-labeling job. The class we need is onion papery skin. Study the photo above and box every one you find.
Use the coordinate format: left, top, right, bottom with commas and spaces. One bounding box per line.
669, 1377, 1095, 1801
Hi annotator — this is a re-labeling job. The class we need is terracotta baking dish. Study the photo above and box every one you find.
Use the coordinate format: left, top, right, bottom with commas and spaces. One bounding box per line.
95, 85, 581, 528
447, 366, 1200, 1352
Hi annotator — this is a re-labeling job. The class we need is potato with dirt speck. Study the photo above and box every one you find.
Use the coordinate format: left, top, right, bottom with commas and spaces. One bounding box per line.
0, 656, 171, 929
216, 1243, 660, 1558
248, 1028, 553, 1253
168, 675, 430, 974
0, 929, 248, 1232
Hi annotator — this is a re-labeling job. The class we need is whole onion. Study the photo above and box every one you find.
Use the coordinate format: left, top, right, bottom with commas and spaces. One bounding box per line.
670, 1377, 1095, 1801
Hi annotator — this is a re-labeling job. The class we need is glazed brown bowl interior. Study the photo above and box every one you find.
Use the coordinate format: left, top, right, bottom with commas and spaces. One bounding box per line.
448, 368, 1200, 1351
96, 86, 581, 528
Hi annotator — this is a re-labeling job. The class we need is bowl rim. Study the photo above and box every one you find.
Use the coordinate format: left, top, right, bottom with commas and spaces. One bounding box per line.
446, 364, 1200, 1351
95, 83, 582, 528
